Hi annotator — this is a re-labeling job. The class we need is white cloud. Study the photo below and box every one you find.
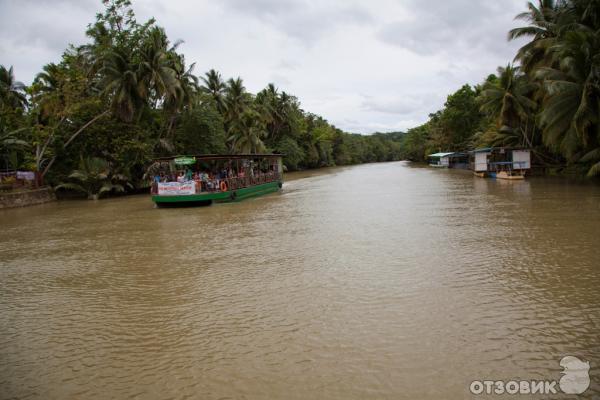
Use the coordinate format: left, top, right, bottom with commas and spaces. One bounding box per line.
0, 0, 529, 133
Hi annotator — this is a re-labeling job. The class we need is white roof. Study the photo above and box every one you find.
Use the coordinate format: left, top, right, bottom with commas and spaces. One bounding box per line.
428, 152, 455, 158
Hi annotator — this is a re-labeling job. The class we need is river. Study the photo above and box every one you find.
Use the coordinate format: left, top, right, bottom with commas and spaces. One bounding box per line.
1, 162, 599, 399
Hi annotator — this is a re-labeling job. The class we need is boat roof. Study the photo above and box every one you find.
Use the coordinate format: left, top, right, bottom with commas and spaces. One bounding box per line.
154, 154, 283, 162
470, 147, 530, 154
428, 152, 455, 158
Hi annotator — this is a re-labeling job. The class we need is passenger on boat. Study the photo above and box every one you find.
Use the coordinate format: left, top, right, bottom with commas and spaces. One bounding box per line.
206, 174, 214, 191
177, 172, 185, 183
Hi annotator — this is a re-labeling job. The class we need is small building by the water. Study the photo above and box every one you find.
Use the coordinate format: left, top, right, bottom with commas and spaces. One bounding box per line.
428, 152, 470, 169
428, 152, 454, 168
469, 147, 531, 179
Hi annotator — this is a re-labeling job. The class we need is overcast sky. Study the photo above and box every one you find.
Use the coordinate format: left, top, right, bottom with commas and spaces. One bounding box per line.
0, 0, 528, 133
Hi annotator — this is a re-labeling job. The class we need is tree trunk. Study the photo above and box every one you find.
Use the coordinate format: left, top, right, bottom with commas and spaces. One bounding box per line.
41, 110, 110, 178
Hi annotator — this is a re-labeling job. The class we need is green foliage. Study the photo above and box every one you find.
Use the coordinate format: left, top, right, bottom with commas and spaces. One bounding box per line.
430, 84, 484, 151
175, 101, 227, 155
0, 0, 406, 199
274, 136, 304, 170
0, 65, 27, 112
400, 124, 431, 162
55, 156, 128, 199
399, 0, 600, 177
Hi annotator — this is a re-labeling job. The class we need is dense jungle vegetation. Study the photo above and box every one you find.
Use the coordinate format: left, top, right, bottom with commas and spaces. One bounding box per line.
0, 0, 403, 195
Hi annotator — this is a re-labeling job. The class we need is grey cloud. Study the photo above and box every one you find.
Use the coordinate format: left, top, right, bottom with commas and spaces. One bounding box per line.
277, 59, 297, 70
269, 73, 291, 86
377, 0, 522, 58
0, 0, 99, 53
219, 0, 373, 44
361, 95, 426, 115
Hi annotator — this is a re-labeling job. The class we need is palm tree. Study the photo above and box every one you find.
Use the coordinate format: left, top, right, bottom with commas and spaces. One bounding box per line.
478, 64, 538, 147
101, 47, 143, 122
200, 69, 226, 114
255, 84, 297, 144
161, 53, 198, 146
535, 28, 600, 170
55, 156, 127, 200
137, 27, 178, 103
32, 63, 64, 120
224, 77, 250, 129
255, 84, 278, 135
0, 65, 27, 111
228, 108, 266, 153
508, 0, 569, 73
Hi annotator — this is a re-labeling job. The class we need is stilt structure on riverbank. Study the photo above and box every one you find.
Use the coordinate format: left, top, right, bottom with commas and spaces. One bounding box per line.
469, 148, 531, 179
427, 152, 470, 169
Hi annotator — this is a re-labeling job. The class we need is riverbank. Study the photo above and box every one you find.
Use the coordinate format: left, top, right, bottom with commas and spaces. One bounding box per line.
0, 187, 55, 209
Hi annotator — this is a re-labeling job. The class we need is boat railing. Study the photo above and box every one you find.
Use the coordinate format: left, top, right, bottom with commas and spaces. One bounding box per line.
196, 171, 282, 193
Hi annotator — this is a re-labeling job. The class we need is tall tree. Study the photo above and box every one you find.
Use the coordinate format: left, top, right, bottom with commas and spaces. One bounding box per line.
224, 77, 250, 132
478, 65, 538, 147
200, 69, 226, 114
536, 28, 600, 168
0, 65, 27, 111
508, 0, 568, 73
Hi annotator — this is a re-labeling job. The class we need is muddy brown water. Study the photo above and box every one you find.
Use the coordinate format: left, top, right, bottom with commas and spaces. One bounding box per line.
1, 162, 599, 399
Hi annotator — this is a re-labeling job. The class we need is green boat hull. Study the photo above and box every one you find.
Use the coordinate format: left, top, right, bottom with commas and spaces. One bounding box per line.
152, 181, 282, 207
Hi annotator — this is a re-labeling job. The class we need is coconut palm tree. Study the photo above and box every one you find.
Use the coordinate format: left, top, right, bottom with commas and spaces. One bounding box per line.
255, 84, 298, 144
0, 65, 27, 111
200, 69, 226, 114
160, 53, 198, 147
228, 108, 266, 153
255, 84, 278, 135
224, 77, 251, 129
536, 28, 600, 168
478, 64, 539, 147
56, 156, 127, 200
508, 0, 569, 73
100, 47, 144, 122
137, 27, 178, 103
32, 63, 65, 120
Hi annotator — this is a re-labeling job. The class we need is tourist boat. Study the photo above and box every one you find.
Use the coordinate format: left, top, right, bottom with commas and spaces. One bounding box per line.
150, 154, 283, 207
489, 162, 526, 180
469, 147, 531, 179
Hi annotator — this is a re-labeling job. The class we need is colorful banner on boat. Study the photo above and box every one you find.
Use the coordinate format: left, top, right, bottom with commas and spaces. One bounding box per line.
157, 181, 196, 195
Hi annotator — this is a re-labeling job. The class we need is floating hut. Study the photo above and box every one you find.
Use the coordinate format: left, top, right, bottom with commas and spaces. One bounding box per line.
428, 152, 470, 169
470, 148, 531, 179
428, 152, 454, 168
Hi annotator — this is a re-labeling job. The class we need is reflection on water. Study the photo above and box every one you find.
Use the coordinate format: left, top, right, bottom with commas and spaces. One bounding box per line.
1, 162, 599, 399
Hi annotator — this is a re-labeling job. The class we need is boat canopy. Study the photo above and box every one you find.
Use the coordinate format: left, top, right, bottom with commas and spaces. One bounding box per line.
154, 154, 283, 162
